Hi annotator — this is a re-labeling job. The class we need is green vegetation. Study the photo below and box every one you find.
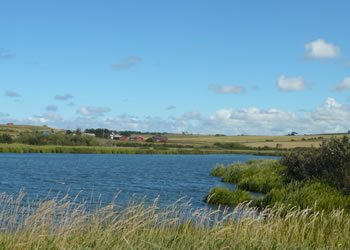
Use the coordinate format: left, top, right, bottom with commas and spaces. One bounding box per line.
15, 134, 99, 146
205, 187, 253, 206
261, 181, 350, 213
282, 136, 350, 194
211, 159, 285, 193
0, 133, 12, 144
207, 137, 350, 213
0, 192, 349, 249
0, 143, 282, 155
84, 128, 114, 138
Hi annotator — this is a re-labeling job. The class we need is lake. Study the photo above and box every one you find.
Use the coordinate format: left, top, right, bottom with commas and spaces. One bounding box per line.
0, 153, 279, 210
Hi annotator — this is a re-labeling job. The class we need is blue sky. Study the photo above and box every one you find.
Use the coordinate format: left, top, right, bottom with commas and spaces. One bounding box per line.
1, 0, 350, 135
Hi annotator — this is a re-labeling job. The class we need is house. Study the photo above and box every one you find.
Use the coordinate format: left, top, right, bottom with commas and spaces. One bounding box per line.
154, 136, 168, 142
113, 136, 128, 140
129, 136, 144, 141
7, 123, 14, 126
110, 133, 128, 140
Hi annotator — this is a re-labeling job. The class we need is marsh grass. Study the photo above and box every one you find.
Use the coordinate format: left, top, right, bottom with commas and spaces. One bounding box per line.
212, 159, 285, 193
0, 192, 349, 249
209, 159, 350, 212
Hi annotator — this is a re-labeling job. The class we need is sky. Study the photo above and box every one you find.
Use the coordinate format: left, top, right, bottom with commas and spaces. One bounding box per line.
1, 0, 350, 135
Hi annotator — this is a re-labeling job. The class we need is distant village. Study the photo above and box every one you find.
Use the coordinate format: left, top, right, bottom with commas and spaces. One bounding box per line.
4, 123, 169, 142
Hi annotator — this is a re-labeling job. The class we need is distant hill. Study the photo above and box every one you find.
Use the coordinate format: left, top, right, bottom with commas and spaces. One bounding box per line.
0, 124, 63, 137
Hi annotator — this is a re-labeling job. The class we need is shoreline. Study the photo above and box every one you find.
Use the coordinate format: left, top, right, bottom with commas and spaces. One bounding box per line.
0, 143, 283, 156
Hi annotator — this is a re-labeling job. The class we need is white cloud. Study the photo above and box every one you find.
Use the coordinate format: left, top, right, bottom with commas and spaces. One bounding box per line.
207, 107, 301, 135
304, 97, 350, 133
305, 39, 340, 59
208, 84, 245, 94
0, 112, 10, 117
77, 106, 111, 116
8, 98, 350, 135
331, 77, 350, 92
27, 112, 62, 125
111, 56, 141, 71
277, 75, 307, 92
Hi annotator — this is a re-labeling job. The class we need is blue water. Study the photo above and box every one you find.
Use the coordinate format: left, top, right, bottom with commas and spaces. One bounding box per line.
0, 153, 279, 209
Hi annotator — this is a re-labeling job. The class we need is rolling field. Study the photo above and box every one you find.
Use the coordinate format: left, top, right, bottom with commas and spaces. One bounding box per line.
1, 123, 349, 150
163, 133, 349, 149
0, 124, 63, 136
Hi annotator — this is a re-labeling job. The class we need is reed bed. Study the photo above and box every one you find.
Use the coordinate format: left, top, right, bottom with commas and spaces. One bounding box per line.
0, 192, 349, 249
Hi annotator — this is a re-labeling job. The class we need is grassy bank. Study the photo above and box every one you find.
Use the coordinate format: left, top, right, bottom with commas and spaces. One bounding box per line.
207, 159, 350, 212
0, 143, 283, 155
206, 137, 350, 212
0, 192, 349, 249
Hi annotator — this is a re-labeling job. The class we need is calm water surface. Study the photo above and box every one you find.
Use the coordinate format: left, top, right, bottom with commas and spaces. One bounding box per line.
0, 153, 279, 210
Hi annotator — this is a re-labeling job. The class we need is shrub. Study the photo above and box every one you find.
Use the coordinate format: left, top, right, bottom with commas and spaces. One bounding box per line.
0, 134, 13, 144
15, 134, 99, 146
282, 136, 350, 194
214, 142, 251, 150
211, 164, 226, 176
145, 137, 156, 143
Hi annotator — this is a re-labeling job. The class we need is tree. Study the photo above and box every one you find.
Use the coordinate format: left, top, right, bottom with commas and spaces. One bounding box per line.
0, 134, 13, 144
120, 131, 131, 137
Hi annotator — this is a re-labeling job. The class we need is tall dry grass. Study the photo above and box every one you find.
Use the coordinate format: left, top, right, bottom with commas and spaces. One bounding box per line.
0, 192, 349, 249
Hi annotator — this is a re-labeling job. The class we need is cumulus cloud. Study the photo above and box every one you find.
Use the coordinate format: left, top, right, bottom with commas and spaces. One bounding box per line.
77, 106, 111, 116
111, 56, 141, 71
204, 98, 350, 135
206, 107, 301, 135
55, 94, 74, 101
331, 77, 350, 92
0, 49, 13, 60
208, 84, 245, 94
45, 105, 58, 112
166, 106, 176, 110
277, 75, 307, 92
27, 112, 62, 125
9, 98, 350, 135
305, 39, 340, 59
5, 90, 21, 98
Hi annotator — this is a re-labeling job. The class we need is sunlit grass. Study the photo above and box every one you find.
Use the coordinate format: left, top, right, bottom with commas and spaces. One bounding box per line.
0, 192, 349, 249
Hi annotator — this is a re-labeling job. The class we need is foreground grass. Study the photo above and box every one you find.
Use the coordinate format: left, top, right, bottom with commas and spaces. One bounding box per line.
207, 159, 350, 212
0, 192, 349, 249
0, 143, 283, 155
